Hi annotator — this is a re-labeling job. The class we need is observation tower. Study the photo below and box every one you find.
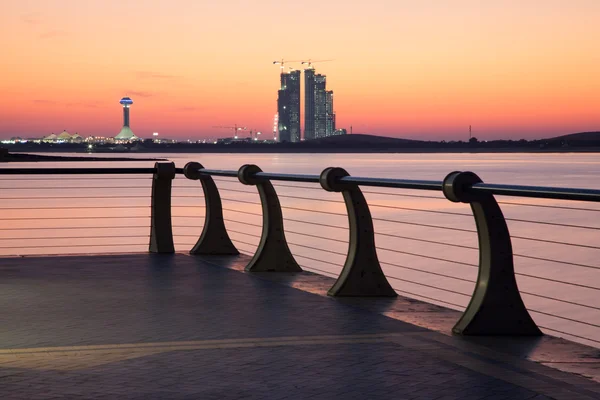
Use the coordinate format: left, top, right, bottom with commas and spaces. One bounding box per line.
115, 97, 138, 140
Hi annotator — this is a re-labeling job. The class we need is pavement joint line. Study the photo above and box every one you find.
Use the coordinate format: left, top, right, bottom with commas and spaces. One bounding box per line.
0, 332, 406, 355
389, 335, 600, 400
190, 254, 600, 397
402, 331, 600, 389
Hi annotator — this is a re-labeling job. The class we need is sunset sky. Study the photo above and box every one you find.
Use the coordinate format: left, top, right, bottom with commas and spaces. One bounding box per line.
1, 0, 599, 141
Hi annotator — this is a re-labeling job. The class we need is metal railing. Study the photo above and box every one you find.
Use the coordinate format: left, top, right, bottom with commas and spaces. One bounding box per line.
0, 163, 177, 254
1, 161, 599, 349
179, 162, 600, 348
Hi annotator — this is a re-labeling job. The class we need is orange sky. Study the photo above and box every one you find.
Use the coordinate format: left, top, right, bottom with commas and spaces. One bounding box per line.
1, 0, 599, 140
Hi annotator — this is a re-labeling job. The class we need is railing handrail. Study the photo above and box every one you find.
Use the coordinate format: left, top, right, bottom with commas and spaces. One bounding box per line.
254, 172, 320, 183
190, 166, 600, 202
0, 167, 157, 175
5, 165, 599, 202
470, 182, 600, 202
195, 167, 443, 189
340, 176, 443, 191
196, 168, 238, 178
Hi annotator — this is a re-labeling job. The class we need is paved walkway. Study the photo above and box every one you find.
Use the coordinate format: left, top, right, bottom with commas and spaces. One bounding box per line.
0, 253, 599, 399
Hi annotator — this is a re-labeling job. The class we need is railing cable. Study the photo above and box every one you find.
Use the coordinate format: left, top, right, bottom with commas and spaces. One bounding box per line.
512, 235, 600, 250
521, 293, 600, 312
381, 261, 475, 284
222, 208, 263, 218
515, 272, 600, 291
499, 200, 600, 213
386, 276, 472, 297
221, 197, 261, 206
378, 246, 476, 268
300, 265, 340, 277
0, 235, 149, 241
275, 192, 471, 217
538, 326, 600, 345
293, 254, 341, 267
506, 218, 600, 231
287, 241, 347, 257
530, 309, 600, 329
377, 232, 478, 250
0, 243, 148, 249
0, 186, 151, 190
0, 216, 149, 221
0, 195, 150, 200
0, 206, 150, 210
369, 203, 471, 217
393, 289, 465, 309
373, 217, 476, 233
0, 177, 152, 181
281, 205, 347, 217
223, 211, 348, 231
0, 225, 150, 231
224, 220, 263, 229
217, 187, 259, 195
514, 254, 600, 272
231, 238, 259, 249
227, 229, 261, 239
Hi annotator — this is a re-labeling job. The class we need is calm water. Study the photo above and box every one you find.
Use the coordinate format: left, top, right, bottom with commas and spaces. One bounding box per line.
1, 152, 599, 347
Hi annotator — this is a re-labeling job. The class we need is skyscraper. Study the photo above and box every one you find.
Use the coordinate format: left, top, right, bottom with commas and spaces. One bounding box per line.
304, 68, 336, 140
277, 70, 301, 142
304, 68, 316, 141
325, 90, 336, 136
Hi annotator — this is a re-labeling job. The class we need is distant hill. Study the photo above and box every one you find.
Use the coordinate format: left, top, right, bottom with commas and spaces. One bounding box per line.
551, 131, 600, 141
301, 134, 423, 146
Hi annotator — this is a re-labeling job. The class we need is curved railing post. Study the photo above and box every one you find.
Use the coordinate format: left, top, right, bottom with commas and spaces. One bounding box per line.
320, 167, 397, 297
443, 171, 542, 336
149, 162, 175, 254
238, 164, 302, 272
183, 162, 239, 255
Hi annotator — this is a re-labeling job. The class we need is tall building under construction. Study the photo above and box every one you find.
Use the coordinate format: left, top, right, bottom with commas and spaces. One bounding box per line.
277, 70, 301, 143
304, 68, 335, 140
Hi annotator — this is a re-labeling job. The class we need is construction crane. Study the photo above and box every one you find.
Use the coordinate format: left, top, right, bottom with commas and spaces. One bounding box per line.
301, 59, 333, 69
234, 127, 263, 141
273, 59, 303, 70
246, 129, 262, 141
211, 125, 247, 139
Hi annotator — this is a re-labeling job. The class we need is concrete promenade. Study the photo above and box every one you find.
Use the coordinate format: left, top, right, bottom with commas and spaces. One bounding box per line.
1, 253, 599, 399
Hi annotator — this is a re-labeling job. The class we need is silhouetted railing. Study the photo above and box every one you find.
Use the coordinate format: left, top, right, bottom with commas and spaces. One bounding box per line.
180, 162, 600, 347
0, 163, 176, 254
2, 161, 600, 349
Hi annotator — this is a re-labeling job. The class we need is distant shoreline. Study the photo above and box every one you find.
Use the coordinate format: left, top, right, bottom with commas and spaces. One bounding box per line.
4, 147, 600, 155
3, 131, 600, 155
0, 151, 164, 162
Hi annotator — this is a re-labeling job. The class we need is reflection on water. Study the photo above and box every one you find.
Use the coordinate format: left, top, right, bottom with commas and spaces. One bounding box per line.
1, 152, 599, 348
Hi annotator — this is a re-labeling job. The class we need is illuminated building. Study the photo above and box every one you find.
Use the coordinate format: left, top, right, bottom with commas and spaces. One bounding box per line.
115, 97, 138, 141
277, 70, 301, 142
42, 130, 83, 143
304, 68, 316, 140
304, 68, 336, 140
325, 90, 336, 136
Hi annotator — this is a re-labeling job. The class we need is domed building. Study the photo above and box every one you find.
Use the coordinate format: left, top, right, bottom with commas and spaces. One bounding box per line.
42, 130, 83, 143
43, 133, 57, 142
57, 130, 73, 140
115, 97, 139, 141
